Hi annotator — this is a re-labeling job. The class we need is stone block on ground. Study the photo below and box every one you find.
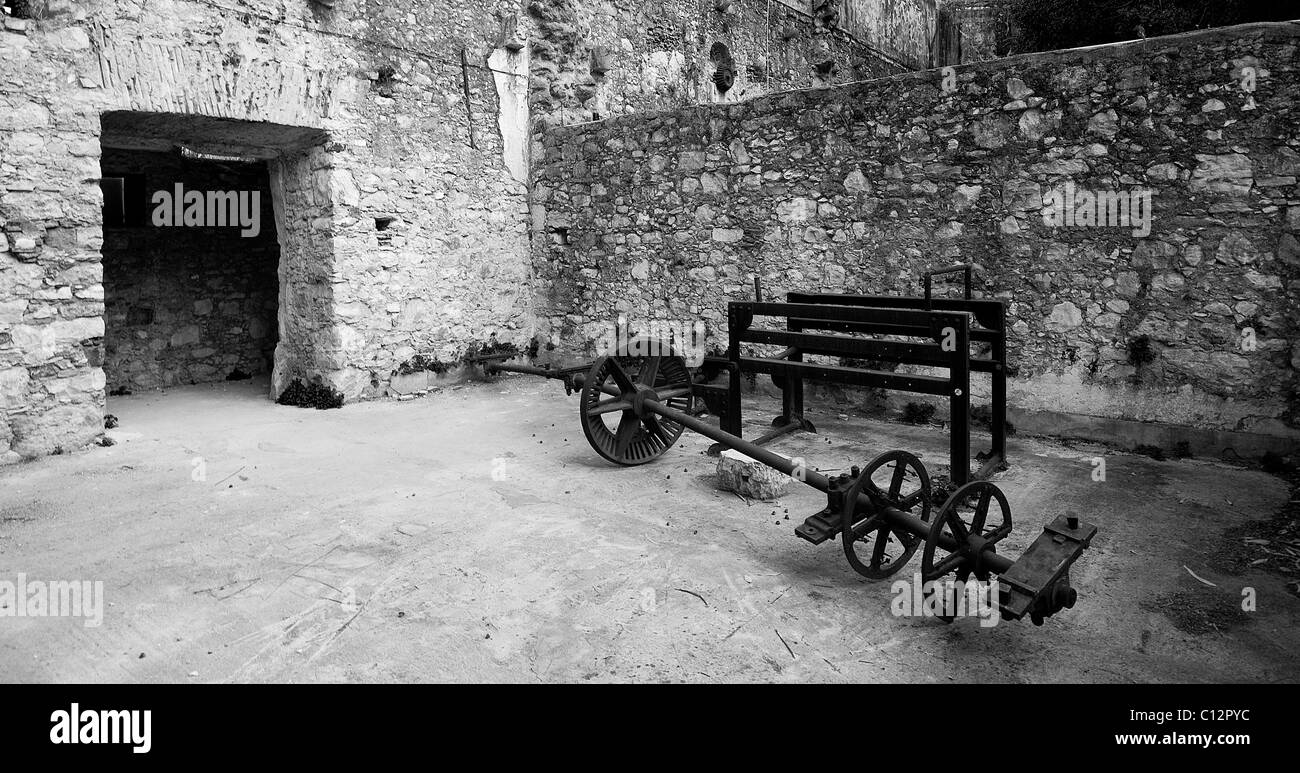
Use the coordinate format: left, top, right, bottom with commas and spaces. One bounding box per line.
388, 371, 431, 396
716, 448, 792, 501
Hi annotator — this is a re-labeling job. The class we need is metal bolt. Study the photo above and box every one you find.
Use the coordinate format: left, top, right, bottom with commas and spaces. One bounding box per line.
851, 465, 860, 477
1067, 514, 1079, 529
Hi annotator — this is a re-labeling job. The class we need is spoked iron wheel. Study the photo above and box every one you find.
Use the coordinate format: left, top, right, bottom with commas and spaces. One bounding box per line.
579, 340, 693, 465
840, 450, 933, 579
920, 481, 1013, 584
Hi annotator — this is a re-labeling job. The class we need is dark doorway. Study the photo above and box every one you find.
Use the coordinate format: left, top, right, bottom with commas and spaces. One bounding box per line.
99, 147, 280, 393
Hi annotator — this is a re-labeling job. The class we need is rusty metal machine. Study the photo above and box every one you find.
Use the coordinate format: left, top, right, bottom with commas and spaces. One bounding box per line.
695, 264, 1009, 490
473, 270, 1097, 625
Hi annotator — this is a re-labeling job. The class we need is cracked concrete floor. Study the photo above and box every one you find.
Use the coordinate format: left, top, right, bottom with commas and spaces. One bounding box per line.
1, 376, 1297, 683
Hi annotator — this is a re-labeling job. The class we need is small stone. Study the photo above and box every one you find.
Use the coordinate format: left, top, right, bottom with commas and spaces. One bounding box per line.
716, 449, 792, 501
776, 198, 815, 222
678, 151, 705, 170
933, 221, 963, 239
1145, 162, 1183, 181
1277, 234, 1300, 267
952, 184, 982, 210
1006, 77, 1033, 100
1018, 109, 1048, 140
1086, 109, 1119, 138
1046, 301, 1082, 332
843, 169, 870, 193
1190, 153, 1253, 195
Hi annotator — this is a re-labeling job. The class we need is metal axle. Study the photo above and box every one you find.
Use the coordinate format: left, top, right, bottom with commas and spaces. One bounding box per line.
645, 397, 1015, 576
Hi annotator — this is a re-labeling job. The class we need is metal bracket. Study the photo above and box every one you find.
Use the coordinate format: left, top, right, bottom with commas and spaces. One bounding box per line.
998, 513, 1097, 622
794, 472, 858, 545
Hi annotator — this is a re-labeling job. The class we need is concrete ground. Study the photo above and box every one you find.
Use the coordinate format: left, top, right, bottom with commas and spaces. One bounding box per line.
1, 376, 1297, 683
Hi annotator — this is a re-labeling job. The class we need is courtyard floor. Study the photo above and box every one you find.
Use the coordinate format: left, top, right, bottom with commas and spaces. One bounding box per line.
1, 377, 1296, 683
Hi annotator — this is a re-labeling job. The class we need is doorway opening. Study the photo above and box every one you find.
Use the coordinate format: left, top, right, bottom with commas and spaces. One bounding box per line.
98, 112, 331, 399
100, 147, 279, 393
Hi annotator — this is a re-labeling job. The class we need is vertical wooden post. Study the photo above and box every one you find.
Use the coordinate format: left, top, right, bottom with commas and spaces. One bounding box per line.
949, 317, 971, 486
725, 305, 746, 438
991, 304, 1008, 462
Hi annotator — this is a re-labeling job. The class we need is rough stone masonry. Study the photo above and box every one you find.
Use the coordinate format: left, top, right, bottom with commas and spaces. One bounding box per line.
1, 0, 921, 461
1, 0, 531, 459
2, 2, 1296, 464
531, 21, 1300, 454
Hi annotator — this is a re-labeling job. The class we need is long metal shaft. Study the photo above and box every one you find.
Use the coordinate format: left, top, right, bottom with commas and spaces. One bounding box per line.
647, 398, 1015, 575
491, 363, 581, 381
649, 399, 831, 489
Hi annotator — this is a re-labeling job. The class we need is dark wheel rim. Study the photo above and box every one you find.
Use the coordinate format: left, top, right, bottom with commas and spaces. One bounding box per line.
579, 343, 692, 466
920, 481, 1012, 583
841, 450, 932, 579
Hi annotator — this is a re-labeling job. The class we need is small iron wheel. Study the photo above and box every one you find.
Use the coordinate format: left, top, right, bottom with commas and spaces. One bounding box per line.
841, 450, 933, 579
920, 481, 1013, 584
579, 340, 692, 466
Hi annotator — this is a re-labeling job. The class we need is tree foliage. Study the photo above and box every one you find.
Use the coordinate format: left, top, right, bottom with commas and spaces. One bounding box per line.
1005, 0, 1295, 54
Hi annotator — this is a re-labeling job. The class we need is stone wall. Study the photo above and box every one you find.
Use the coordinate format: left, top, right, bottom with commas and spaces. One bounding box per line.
524, 0, 932, 130
0, 0, 943, 462
530, 21, 1300, 445
268, 143, 339, 400
101, 148, 279, 392
0, 0, 536, 461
